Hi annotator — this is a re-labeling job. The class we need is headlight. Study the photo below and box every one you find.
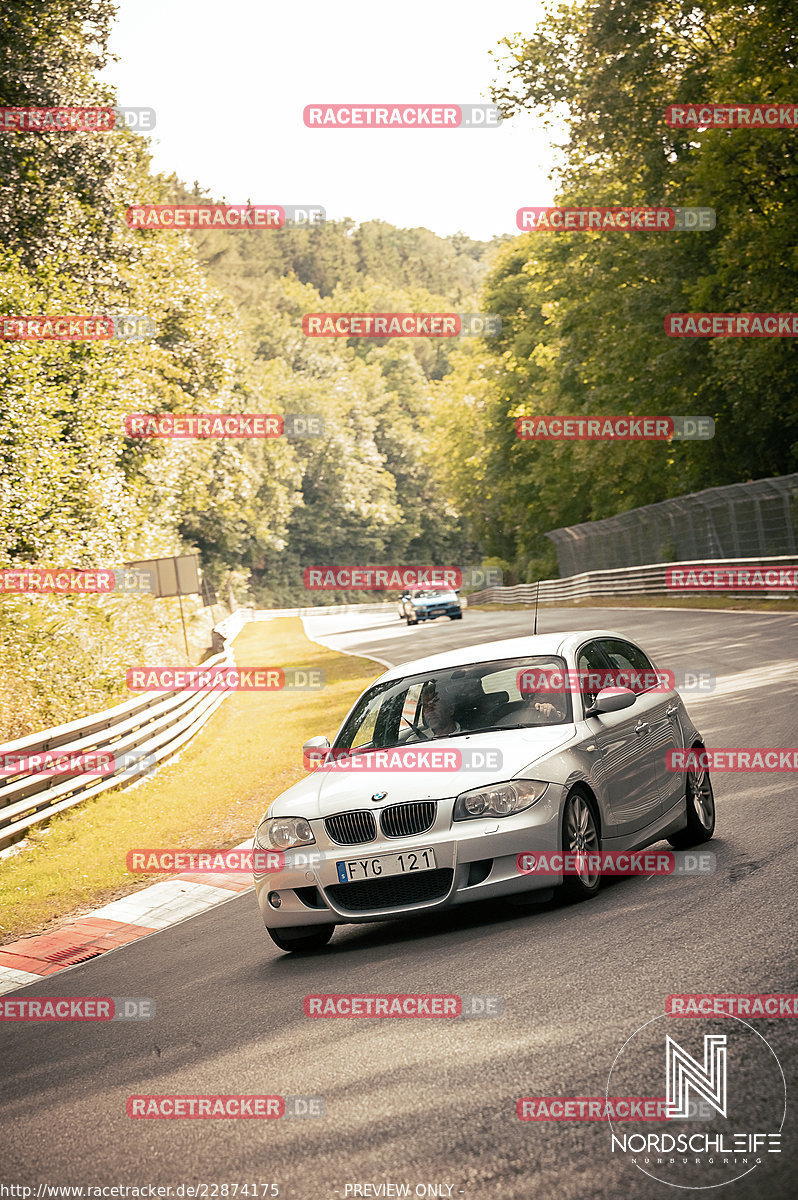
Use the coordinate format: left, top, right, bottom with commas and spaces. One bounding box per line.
255, 815, 315, 850
453, 779, 548, 821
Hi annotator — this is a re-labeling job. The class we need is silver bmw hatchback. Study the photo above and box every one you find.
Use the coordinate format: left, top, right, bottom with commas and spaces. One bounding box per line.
253, 630, 715, 951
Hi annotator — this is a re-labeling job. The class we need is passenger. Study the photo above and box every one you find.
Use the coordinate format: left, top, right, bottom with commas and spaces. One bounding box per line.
519, 688, 566, 723
532, 692, 567, 721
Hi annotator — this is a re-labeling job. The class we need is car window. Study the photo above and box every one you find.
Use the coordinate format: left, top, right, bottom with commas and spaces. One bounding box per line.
597, 638, 657, 693
414, 589, 456, 601
350, 692, 384, 748
400, 682, 424, 729
481, 666, 523, 701
576, 640, 612, 708
335, 656, 573, 750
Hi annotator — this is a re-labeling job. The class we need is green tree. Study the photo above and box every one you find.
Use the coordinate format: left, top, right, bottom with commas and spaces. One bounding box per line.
431, 0, 798, 578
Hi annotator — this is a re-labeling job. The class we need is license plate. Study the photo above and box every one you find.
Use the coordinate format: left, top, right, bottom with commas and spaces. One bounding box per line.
336, 847, 437, 883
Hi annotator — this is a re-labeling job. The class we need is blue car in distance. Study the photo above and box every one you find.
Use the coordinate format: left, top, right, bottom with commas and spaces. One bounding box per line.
398, 586, 463, 625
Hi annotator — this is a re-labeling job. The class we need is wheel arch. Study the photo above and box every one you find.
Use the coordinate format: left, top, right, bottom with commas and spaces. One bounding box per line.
563, 779, 603, 840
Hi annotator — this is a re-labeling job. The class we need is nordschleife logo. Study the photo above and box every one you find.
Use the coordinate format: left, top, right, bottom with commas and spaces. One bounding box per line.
606, 1014, 785, 1189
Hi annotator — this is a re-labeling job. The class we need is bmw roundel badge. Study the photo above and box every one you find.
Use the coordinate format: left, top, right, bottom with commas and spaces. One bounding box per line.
371, 790, 388, 802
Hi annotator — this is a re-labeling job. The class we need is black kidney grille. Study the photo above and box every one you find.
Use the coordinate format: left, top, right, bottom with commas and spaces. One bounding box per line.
381, 801, 437, 838
324, 810, 377, 845
326, 868, 453, 913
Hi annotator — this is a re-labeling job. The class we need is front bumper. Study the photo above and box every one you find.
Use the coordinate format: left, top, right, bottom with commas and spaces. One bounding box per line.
414, 606, 460, 620
254, 787, 563, 928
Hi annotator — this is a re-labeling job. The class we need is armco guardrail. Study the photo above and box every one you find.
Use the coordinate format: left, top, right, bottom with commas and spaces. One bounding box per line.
9, 559, 784, 849
466, 556, 797, 605
0, 645, 235, 851
0, 600, 396, 850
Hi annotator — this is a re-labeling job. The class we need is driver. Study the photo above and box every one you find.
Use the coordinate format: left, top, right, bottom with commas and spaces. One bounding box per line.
419, 680, 461, 738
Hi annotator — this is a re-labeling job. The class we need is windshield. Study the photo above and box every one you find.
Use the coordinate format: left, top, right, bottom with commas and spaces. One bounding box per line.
335, 656, 573, 751
412, 589, 455, 600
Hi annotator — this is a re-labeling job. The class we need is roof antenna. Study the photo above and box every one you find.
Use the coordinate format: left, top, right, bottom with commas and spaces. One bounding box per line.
533, 579, 540, 635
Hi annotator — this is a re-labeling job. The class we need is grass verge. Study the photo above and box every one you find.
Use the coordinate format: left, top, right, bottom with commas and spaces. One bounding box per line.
0, 617, 382, 943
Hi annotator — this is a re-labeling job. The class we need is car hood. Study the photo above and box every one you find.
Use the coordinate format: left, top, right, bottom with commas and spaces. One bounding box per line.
268, 726, 575, 819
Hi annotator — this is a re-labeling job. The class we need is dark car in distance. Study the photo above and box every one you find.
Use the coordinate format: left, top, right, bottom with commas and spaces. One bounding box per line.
398, 586, 463, 625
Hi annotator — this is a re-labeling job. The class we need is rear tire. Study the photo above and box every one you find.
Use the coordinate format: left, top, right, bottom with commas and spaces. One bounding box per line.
668, 753, 715, 848
267, 925, 334, 953
558, 788, 602, 902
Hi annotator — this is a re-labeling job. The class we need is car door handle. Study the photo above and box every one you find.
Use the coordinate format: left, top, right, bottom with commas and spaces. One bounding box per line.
634, 720, 650, 734
666, 705, 678, 717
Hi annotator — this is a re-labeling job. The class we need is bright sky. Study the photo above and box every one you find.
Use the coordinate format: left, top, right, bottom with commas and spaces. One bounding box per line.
103, 0, 562, 241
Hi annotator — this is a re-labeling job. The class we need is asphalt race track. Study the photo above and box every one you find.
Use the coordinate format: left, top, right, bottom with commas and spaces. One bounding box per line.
3, 606, 797, 1199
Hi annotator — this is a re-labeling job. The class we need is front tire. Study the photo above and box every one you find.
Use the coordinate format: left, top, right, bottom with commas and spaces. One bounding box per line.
558, 788, 602, 902
406, 615, 417, 626
267, 925, 335, 953
668, 755, 715, 848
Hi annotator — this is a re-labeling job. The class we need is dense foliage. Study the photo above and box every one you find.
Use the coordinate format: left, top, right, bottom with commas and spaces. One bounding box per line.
430, 0, 797, 576
0, 0, 794, 732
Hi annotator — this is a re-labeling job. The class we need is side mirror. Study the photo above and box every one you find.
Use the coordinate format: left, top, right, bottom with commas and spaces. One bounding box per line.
302, 735, 330, 770
586, 687, 636, 716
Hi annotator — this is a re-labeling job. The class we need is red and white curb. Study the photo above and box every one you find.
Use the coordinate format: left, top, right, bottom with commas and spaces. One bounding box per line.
0, 841, 254, 995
